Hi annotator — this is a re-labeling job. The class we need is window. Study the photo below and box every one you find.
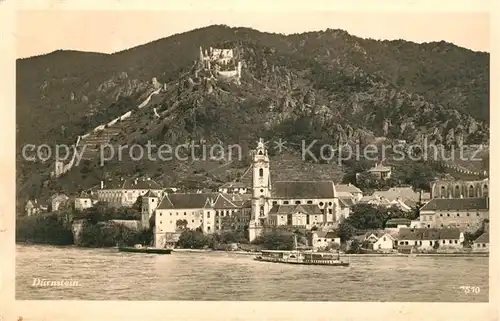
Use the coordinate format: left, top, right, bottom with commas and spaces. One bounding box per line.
284, 201, 289, 205
169, 213, 172, 216
447, 214, 450, 217
272, 201, 277, 205
207, 212, 210, 218
259, 168, 263, 177
160, 213, 162, 216
160, 221, 162, 224
328, 209, 332, 214
383, 237, 386, 241
430, 241, 433, 246
442, 240, 446, 244
184, 212, 187, 216
260, 189, 264, 193
295, 201, 301, 204
319, 202, 324, 206
477, 213, 480, 217
467, 213, 470, 216
307, 200, 313, 204
456, 213, 460, 217
328, 202, 332, 206
192, 220, 194, 223
170, 221, 172, 224
440, 214, 443, 217
482, 244, 486, 248
454, 240, 458, 244
449, 240, 452, 244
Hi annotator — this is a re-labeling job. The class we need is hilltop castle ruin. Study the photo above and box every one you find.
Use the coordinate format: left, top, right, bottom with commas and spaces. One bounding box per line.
198, 46, 242, 83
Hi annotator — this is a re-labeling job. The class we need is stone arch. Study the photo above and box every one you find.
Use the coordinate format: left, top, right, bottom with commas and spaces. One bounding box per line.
483, 184, 488, 197
475, 184, 481, 197
447, 185, 453, 198
461, 184, 467, 198
454, 185, 461, 198
440, 185, 446, 198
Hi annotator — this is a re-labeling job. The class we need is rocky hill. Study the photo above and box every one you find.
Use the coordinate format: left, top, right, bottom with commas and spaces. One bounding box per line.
16, 25, 489, 201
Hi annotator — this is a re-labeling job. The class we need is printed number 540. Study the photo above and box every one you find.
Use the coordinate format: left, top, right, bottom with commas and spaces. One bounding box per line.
460, 286, 480, 294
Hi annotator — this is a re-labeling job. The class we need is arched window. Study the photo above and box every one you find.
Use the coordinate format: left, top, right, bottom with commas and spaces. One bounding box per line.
258, 150, 263, 155
259, 168, 263, 177
469, 185, 474, 198
484, 184, 488, 197
455, 185, 460, 198
440, 186, 446, 198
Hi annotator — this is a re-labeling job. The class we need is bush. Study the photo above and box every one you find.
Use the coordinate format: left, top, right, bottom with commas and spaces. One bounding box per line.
16, 214, 74, 245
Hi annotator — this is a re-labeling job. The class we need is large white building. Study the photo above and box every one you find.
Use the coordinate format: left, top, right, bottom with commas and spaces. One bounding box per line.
248, 139, 342, 241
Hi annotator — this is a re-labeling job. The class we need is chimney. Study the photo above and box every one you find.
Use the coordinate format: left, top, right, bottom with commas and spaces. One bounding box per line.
100, 181, 104, 189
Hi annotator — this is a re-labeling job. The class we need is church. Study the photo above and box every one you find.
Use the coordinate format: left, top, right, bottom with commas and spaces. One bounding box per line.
248, 139, 342, 241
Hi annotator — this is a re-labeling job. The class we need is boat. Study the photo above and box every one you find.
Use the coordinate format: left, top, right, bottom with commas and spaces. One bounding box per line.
118, 244, 172, 254
254, 234, 349, 266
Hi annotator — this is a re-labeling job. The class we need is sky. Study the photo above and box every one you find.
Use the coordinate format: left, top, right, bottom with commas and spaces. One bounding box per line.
15, 1, 490, 58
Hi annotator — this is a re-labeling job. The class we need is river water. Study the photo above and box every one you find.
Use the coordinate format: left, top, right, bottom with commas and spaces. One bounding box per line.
16, 244, 489, 301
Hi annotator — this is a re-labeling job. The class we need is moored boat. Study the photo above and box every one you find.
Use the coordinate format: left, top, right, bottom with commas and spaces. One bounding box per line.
254, 234, 349, 266
118, 244, 172, 254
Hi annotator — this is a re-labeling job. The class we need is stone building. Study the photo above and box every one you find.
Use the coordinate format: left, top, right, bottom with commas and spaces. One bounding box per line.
418, 197, 489, 231
430, 178, 489, 199
96, 177, 163, 208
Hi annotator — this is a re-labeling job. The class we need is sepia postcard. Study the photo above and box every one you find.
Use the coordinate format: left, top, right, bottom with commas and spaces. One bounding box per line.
0, 0, 498, 320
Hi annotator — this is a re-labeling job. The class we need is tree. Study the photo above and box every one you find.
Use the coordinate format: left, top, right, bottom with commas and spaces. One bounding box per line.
336, 222, 356, 243
176, 219, 188, 231
348, 239, 362, 254
178, 229, 209, 249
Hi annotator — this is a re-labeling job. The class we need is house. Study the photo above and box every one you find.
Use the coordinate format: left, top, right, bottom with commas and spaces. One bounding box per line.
74, 191, 98, 211
338, 198, 354, 221
370, 186, 423, 208
472, 233, 489, 252
25, 200, 42, 216
96, 177, 164, 207
419, 197, 489, 231
385, 218, 411, 229
267, 204, 324, 227
367, 163, 392, 180
373, 233, 396, 251
336, 184, 363, 202
309, 230, 340, 250
50, 193, 70, 212
397, 228, 464, 252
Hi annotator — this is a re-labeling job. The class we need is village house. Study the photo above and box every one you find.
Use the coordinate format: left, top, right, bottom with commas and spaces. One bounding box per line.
384, 218, 411, 229
336, 183, 363, 203
397, 228, 464, 252
218, 181, 249, 195
74, 191, 98, 211
372, 232, 396, 251
361, 186, 425, 209
418, 197, 489, 231
96, 177, 164, 208
308, 230, 340, 250
50, 193, 70, 212
338, 198, 354, 221
367, 163, 392, 180
24, 199, 47, 216
247, 139, 342, 242
472, 233, 489, 253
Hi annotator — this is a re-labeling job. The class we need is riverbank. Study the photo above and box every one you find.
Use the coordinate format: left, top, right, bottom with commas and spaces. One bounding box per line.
171, 248, 489, 257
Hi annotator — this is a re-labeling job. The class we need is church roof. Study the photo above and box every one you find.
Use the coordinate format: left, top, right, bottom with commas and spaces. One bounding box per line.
157, 193, 217, 210
271, 181, 335, 199
268, 204, 322, 215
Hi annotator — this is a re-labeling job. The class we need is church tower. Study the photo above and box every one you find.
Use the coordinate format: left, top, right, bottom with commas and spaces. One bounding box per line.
251, 138, 271, 224
141, 190, 159, 230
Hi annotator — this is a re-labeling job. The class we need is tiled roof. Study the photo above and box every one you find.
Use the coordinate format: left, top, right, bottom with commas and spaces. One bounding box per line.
398, 228, 461, 241
336, 184, 362, 194
143, 190, 159, 198
368, 164, 391, 172
339, 198, 355, 208
474, 233, 489, 244
268, 204, 322, 215
420, 198, 488, 211
271, 181, 335, 198
385, 218, 411, 226
213, 194, 239, 209
157, 193, 217, 210
122, 178, 163, 190
51, 193, 69, 201
371, 187, 420, 206
220, 181, 248, 189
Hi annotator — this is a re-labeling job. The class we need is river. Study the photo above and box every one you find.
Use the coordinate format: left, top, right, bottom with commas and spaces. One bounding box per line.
16, 244, 489, 301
